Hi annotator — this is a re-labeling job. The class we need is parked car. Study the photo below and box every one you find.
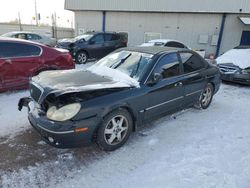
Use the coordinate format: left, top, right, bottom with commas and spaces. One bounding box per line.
18, 46, 221, 151
217, 47, 250, 85
56, 32, 128, 64
1, 31, 57, 47
141, 39, 206, 58
0, 38, 75, 92
141, 39, 190, 49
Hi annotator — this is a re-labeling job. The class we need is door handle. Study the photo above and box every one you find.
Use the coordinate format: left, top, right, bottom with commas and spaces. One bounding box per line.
174, 82, 183, 87
4, 59, 12, 64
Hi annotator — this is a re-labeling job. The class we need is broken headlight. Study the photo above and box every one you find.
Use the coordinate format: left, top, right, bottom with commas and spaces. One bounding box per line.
46, 103, 81, 121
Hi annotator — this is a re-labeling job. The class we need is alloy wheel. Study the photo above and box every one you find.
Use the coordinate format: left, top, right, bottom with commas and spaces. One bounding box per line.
104, 115, 129, 145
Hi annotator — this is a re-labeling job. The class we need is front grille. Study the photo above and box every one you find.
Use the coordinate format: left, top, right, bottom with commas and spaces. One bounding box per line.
218, 65, 239, 74
30, 82, 43, 103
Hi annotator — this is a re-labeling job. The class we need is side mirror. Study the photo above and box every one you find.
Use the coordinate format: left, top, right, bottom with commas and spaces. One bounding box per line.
89, 40, 95, 45
147, 73, 162, 86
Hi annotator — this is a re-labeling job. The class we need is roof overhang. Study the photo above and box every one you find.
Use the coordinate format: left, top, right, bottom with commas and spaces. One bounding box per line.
239, 17, 250, 25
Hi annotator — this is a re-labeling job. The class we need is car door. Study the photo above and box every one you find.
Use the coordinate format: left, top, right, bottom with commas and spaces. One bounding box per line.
142, 53, 185, 120
0, 42, 42, 90
104, 34, 117, 54
179, 52, 207, 106
88, 34, 106, 58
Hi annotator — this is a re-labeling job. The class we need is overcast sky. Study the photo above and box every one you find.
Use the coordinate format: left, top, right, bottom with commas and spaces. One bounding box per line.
0, 0, 74, 28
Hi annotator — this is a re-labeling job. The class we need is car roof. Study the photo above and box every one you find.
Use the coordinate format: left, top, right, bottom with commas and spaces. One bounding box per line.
4, 31, 39, 35
0, 37, 45, 46
118, 46, 184, 55
148, 39, 179, 43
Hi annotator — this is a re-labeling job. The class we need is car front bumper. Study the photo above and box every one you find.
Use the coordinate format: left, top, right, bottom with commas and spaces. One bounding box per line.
220, 73, 250, 85
19, 97, 99, 148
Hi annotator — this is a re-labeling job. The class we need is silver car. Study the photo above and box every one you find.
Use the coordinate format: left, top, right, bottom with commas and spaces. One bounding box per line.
1, 31, 56, 47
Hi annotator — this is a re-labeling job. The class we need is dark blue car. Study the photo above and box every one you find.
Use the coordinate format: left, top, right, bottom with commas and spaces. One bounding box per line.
19, 47, 221, 151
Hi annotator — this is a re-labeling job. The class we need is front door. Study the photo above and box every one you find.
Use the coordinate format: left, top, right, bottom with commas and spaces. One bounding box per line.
142, 53, 185, 120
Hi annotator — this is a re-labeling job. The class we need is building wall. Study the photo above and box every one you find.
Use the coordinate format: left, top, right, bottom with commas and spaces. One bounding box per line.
220, 14, 250, 53
66, 0, 250, 13
74, 10, 250, 56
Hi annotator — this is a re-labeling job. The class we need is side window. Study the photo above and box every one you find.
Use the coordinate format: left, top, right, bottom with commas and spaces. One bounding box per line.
0, 42, 41, 58
105, 34, 120, 42
180, 52, 205, 73
154, 53, 180, 79
92, 34, 104, 44
15, 33, 26, 40
27, 34, 42, 40
105, 34, 112, 41
165, 42, 185, 48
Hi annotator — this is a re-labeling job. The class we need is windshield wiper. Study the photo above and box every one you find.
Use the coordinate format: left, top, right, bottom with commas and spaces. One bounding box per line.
110, 53, 132, 69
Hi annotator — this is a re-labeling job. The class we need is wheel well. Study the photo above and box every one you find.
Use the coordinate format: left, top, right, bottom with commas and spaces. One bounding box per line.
92, 106, 137, 142
208, 82, 215, 92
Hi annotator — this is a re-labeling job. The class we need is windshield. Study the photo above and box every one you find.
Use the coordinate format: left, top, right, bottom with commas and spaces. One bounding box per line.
1, 32, 13, 37
74, 34, 93, 41
94, 51, 153, 81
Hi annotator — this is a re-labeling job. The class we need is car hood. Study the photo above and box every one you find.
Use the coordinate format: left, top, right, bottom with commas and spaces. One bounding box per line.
32, 69, 136, 97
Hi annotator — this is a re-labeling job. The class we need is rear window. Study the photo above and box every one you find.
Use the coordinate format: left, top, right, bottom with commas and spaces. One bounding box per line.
180, 52, 206, 73
105, 34, 120, 41
0, 42, 41, 58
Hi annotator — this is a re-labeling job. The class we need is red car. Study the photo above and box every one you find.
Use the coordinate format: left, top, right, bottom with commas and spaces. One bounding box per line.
0, 38, 75, 92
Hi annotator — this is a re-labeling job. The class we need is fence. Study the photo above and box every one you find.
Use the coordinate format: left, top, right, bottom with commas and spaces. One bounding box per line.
0, 23, 75, 39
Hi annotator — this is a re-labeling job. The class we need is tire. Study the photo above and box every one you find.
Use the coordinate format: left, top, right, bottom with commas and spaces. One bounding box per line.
96, 109, 133, 151
76, 51, 88, 64
195, 83, 214, 109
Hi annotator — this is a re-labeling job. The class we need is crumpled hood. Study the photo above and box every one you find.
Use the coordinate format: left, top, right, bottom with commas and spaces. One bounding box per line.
58, 38, 75, 43
32, 69, 134, 97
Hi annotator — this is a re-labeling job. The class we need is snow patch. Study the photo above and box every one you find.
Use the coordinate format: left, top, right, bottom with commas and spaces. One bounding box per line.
87, 65, 140, 88
216, 49, 250, 69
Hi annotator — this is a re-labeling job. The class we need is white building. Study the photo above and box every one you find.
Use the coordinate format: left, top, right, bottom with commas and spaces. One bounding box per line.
65, 0, 250, 56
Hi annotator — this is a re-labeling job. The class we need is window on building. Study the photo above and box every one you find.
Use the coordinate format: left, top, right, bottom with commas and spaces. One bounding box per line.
153, 53, 180, 79
180, 52, 205, 73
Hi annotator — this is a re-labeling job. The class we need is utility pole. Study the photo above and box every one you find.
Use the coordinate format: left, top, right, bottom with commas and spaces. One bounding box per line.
34, 0, 38, 26
18, 12, 23, 31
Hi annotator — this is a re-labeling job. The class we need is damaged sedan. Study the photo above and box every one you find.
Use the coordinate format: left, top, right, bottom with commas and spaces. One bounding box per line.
19, 47, 221, 151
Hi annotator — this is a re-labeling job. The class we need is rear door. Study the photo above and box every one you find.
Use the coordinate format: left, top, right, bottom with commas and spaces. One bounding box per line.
0, 42, 42, 90
142, 53, 185, 120
179, 52, 207, 106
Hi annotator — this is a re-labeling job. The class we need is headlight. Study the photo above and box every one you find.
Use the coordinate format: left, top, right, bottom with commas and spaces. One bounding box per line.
46, 103, 81, 121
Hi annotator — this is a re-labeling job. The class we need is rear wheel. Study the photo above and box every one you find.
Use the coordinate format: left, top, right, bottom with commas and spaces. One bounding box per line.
195, 83, 214, 109
76, 51, 88, 64
96, 109, 133, 151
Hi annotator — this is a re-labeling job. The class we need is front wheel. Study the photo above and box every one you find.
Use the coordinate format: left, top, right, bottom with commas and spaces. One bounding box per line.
76, 51, 88, 64
195, 83, 214, 109
96, 109, 133, 151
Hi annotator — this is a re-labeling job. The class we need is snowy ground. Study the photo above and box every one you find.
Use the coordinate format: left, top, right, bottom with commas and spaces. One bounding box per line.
0, 68, 250, 187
